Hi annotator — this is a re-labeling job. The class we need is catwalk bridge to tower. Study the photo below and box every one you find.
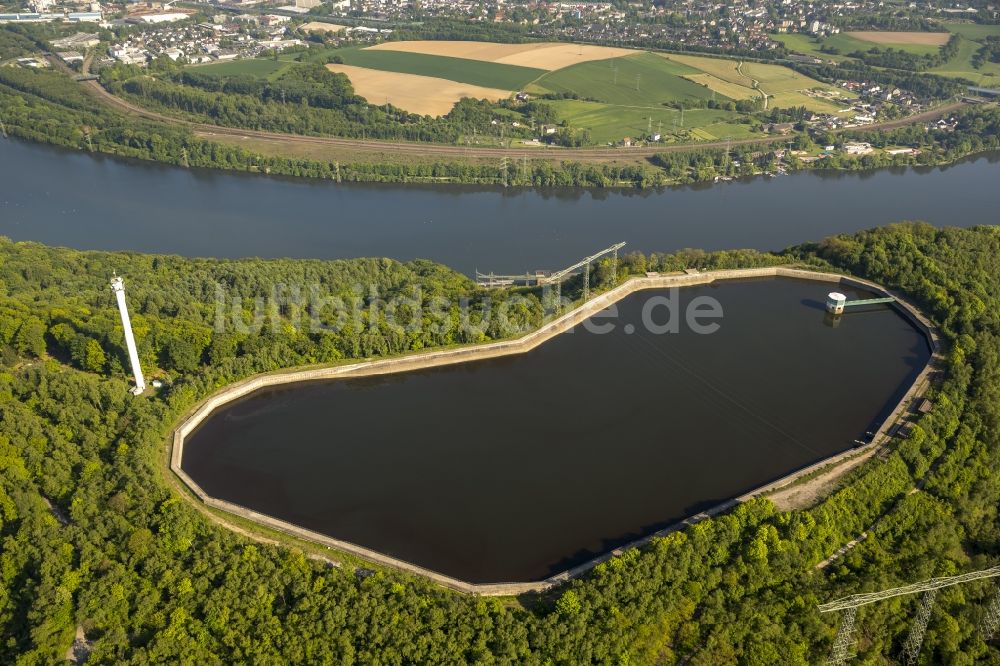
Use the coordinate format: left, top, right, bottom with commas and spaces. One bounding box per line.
825, 291, 896, 315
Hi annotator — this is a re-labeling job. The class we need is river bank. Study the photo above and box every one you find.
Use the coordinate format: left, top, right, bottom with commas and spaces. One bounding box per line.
1, 66, 998, 190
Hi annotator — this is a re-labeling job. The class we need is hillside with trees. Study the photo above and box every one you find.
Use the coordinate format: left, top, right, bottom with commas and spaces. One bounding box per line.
1, 223, 999, 663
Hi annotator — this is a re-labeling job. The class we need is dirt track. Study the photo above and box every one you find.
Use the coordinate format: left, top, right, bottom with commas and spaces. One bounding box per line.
82, 79, 967, 163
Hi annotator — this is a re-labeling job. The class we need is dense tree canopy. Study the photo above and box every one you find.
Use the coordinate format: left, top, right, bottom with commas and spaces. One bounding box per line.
1, 224, 999, 663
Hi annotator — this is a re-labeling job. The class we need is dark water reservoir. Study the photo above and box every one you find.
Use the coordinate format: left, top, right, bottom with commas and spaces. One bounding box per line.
182, 278, 930, 583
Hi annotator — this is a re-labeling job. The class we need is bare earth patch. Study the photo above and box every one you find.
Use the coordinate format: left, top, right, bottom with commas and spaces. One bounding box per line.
368, 40, 637, 71
767, 448, 879, 511
325, 64, 510, 116
300, 22, 348, 33
847, 31, 951, 46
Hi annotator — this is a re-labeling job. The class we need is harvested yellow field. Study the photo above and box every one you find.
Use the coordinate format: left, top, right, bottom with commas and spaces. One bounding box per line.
367, 40, 637, 71
847, 31, 951, 46
683, 73, 760, 100
300, 22, 348, 33
325, 64, 510, 116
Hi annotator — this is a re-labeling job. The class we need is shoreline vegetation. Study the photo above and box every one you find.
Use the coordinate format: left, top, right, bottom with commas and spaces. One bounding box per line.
2, 224, 1000, 663
0, 62, 998, 188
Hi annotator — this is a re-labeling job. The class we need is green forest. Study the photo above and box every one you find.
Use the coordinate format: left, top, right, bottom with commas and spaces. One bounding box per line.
1, 223, 999, 664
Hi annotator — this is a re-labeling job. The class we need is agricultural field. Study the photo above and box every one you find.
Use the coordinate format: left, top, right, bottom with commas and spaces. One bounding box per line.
662, 53, 848, 113
940, 22, 1000, 42
336, 48, 546, 90
190, 58, 294, 78
683, 73, 759, 101
324, 64, 511, 116
772, 32, 941, 59
367, 40, 636, 70
546, 100, 754, 144
326, 42, 849, 138
846, 31, 951, 47
529, 52, 717, 106
931, 23, 1000, 86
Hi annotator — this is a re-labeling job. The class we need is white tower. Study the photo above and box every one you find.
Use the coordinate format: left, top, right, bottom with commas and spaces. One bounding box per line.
826, 291, 847, 315
110, 274, 146, 395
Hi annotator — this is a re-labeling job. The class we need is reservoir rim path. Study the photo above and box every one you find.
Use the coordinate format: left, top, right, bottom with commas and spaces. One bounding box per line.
170, 266, 939, 596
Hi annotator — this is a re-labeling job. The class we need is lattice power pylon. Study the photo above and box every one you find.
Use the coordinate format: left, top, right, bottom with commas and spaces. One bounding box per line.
900, 589, 936, 665
818, 565, 1000, 664
828, 606, 857, 666
982, 586, 1000, 642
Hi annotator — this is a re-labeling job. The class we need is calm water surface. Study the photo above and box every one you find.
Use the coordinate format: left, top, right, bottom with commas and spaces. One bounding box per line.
182, 278, 930, 582
1, 139, 998, 274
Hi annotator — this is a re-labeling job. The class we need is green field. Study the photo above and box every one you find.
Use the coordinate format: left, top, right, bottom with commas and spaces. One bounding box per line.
336, 49, 545, 90
546, 99, 755, 144
189, 58, 295, 78
941, 22, 1000, 42
530, 52, 721, 106
932, 24, 1000, 85
772, 32, 941, 59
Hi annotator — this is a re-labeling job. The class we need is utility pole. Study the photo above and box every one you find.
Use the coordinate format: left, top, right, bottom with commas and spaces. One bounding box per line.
501, 156, 508, 188
583, 261, 590, 302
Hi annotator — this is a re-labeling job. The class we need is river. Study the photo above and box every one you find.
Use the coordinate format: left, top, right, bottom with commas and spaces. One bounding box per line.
1, 139, 998, 275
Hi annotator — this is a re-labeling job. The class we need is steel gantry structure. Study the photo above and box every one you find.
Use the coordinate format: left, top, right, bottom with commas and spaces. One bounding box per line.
476, 242, 626, 294
818, 565, 1000, 665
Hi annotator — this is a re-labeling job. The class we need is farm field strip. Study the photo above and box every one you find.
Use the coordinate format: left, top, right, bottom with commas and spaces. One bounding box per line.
532, 52, 718, 106
682, 73, 760, 100
337, 48, 546, 90
367, 40, 636, 70
846, 31, 951, 46
941, 22, 1000, 42
547, 98, 743, 144
324, 64, 511, 116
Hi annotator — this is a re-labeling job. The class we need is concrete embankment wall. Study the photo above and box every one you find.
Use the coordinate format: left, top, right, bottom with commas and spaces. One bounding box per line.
170, 267, 939, 596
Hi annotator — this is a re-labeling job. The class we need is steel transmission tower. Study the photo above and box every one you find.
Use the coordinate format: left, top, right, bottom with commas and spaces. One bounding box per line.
981, 586, 1000, 641
828, 606, 857, 666
900, 589, 936, 665
818, 565, 1000, 664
